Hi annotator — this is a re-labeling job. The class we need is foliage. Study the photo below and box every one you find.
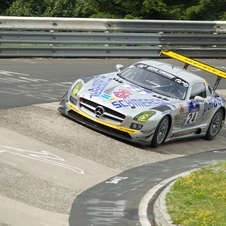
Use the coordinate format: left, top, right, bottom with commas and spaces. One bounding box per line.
73, 0, 94, 18
0, 0, 14, 14
1, 0, 226, 20
43, 0, 76, 17
185, 0, 226, 20
4, 0, 45, 16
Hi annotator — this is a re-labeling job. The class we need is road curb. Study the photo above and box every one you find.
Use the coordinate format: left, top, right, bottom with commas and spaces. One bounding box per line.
153, 170, 197, 226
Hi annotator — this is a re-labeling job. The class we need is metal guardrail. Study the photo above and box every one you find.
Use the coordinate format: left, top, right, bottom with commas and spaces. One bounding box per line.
0, 16, 226, 58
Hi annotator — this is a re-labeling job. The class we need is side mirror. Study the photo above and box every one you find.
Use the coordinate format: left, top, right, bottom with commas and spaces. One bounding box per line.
194, 96, 204, 102
116, 64, 124, 72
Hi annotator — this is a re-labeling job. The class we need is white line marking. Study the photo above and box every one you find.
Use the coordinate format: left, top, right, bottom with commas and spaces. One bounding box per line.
0, 145, 84, 174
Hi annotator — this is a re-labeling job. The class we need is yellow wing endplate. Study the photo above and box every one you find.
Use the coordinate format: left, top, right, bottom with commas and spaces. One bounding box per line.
161, 50, 226, 80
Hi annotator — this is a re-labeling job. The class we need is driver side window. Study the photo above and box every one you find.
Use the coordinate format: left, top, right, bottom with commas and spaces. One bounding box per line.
190, 82, 206, 99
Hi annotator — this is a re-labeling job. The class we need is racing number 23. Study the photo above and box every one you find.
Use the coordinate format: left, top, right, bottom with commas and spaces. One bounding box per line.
185, 112, 198, 125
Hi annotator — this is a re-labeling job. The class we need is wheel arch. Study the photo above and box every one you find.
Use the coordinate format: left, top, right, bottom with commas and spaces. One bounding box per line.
220, 107, 225, 121
166, 113, 173, 137
150, 113, 172, 148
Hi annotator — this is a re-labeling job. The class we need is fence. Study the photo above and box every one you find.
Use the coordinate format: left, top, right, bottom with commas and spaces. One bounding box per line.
0, 16, 226, 58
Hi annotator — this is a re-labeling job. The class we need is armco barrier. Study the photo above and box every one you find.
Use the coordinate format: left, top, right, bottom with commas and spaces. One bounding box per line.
0, 16, 226, 58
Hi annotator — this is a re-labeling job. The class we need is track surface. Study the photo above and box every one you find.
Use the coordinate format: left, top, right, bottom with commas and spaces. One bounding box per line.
0, 58, 226, 226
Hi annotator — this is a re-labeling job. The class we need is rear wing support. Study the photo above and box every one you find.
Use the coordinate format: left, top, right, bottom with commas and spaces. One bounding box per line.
161, 50, 226, 91
213, 77, 222, 91
183, 63, 189, 70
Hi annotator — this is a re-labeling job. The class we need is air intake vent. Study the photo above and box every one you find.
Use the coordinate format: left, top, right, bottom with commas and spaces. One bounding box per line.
113, 78, 123, 83
152, 95, 169, 101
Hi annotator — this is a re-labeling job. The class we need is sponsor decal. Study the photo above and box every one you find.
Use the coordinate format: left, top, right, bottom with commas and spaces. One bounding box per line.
134, 63, 189, 87
114, 89, 131, 99
188, 100, 200, 112
136, 63, 175, 79
203, 97, 225, 115
101, 93, 116, 101
90, 75, 112, 98
175, 110, 199, 127
179, 104, 184, 114
175, 114, 186, 127
118, 127, 138, 133
175, 78, 181, 83
111, 98, 175, 109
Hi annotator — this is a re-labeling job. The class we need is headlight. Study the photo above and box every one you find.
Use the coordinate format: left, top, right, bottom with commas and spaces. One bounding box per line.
72, 81, 83, 95
134, 111, 156, 122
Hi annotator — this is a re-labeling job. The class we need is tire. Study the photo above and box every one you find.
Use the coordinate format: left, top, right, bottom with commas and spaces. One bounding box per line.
204, 109, 223, 140
151, 116, 170, 148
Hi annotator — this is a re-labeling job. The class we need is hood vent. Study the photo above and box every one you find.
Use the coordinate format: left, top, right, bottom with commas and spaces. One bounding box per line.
152, 94, 169, 101
113, 78, 124, 83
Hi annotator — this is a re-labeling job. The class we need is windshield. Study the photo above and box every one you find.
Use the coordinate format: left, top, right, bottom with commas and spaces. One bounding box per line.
118, 64, 188, 100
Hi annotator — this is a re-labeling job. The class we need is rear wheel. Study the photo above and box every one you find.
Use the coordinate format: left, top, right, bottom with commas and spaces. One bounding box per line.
151, 116, 169, 148
204, 109, 223, 140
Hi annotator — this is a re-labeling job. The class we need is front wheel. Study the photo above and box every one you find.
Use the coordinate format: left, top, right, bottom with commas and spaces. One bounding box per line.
151, 116, 170, 148
204, 109, 223, 140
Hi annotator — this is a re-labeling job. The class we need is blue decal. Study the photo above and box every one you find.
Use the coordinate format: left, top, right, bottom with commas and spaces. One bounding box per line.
90, 75, 112, 98
188, 100, 200, 113
111, 98, 175, 109
203, 97, 225, 115
101, 93, 111, 100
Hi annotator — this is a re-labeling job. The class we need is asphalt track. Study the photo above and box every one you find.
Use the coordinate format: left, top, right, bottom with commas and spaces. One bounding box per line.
0, 58, 226, 226
69, 150, 226, 226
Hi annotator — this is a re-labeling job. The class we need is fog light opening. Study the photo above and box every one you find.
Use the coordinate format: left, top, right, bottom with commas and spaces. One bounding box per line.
130, 123, 143, 130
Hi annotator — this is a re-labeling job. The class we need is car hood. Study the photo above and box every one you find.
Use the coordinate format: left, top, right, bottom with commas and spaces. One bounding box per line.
81, 74, 177, 112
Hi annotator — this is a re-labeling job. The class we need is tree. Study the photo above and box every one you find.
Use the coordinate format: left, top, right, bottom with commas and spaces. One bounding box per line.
85, 0, 195, 20
185, 0, 226, 20
43, 0, 77, 17
5, 0, 45, 16
87, 0, 128, 18
142, 0, 169, 19
74, 0, 94, 18
0, 0, 14, 14
1, 0, 226, 20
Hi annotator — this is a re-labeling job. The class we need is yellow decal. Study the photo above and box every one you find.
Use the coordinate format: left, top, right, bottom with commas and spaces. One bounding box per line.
67, 102, 138, 135
161, 50, 226, 79
68, 102, 79, 113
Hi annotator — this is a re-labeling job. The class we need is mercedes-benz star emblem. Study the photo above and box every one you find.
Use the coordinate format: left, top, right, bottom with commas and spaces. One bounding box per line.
95, 106, 105, 118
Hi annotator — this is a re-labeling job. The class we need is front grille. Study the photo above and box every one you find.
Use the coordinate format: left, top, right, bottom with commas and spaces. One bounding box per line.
79, 97, 126, 123
68, 110, 132, 140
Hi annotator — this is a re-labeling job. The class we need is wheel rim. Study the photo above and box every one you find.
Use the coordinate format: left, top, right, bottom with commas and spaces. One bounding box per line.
210, 112, 222, 136
157, 118, 169, 144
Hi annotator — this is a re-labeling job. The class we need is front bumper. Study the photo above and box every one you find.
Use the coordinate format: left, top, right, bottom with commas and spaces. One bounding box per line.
58, 99, 155, 146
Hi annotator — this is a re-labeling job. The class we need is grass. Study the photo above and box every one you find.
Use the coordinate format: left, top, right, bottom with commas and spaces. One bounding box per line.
165, 161, 226, 226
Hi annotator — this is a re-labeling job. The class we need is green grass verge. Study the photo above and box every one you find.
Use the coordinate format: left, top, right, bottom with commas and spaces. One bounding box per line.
166, 161, 226, 226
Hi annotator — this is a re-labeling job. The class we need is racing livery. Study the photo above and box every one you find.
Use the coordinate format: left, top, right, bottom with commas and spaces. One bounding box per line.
58, 50, 226, 147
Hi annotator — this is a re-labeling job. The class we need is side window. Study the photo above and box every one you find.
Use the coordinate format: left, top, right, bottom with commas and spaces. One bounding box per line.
190, 82, 206, 99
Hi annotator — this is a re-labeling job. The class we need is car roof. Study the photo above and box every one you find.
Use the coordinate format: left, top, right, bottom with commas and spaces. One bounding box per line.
136, 60, 205, 84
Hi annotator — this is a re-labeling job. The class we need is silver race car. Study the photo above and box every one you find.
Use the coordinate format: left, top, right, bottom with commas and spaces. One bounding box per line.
58, 50, 226, 147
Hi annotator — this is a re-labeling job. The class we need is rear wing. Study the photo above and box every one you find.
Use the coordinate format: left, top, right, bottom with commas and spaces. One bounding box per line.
161, 50, 226, 91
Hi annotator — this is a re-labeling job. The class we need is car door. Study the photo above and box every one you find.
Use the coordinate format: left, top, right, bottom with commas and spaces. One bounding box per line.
174, 82, 207, 130
186, 82, 212, 127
